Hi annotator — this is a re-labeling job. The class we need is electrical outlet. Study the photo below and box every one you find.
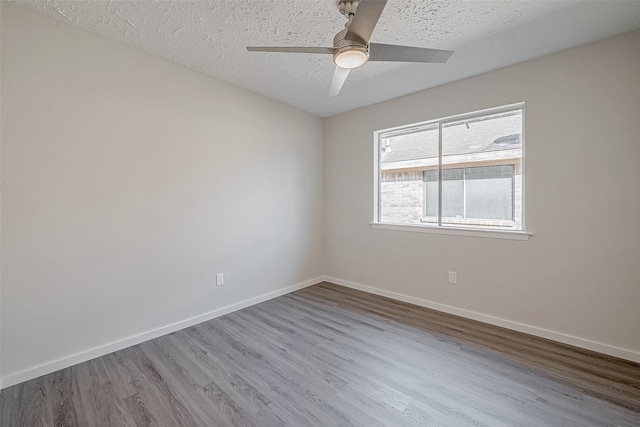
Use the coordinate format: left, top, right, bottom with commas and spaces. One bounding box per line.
448, 271, 457, 285
216, 273, 224, 286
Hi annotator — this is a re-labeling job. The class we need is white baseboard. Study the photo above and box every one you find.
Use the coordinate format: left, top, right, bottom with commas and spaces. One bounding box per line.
324, 276, 640, 364
1, 276, 324, 389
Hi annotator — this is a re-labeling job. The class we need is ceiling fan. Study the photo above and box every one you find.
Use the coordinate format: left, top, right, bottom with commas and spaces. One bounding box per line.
246, 0, 453, 96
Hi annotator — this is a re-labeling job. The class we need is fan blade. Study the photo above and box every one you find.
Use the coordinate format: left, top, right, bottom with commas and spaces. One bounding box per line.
246, 46, 335, 54
369, 43, 453, 63
344, 0, 387, 45
329, 66, 351, 97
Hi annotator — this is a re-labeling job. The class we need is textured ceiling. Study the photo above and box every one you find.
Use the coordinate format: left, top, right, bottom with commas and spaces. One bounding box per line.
15, 0, 640, 117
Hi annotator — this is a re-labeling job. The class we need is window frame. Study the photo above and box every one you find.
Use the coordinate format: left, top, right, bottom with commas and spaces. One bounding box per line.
372, 103, 531, 240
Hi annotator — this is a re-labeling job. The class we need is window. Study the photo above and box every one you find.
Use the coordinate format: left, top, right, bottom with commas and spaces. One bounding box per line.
375, 105, 524, 232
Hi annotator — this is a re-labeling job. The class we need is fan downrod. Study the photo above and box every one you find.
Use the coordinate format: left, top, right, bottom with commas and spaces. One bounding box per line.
338, 0, 360, 18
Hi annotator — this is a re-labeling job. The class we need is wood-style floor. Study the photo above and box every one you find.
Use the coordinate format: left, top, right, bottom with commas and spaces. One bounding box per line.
1, 282, 639, 426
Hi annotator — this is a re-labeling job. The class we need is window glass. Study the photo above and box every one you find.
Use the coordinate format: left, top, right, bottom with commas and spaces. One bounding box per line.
377, 106, 524, 231
465, 165, 514, 221
380, 124, 438, 225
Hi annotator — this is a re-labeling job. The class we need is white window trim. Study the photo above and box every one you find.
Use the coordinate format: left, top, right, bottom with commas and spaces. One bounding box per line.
372, 102, 528, 239
370, 223, 532, 240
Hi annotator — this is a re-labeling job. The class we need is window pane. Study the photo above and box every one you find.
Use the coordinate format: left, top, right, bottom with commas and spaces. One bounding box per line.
441, 110, 522, 229
465, 165, 514, 220
423, 170, 438, 217
424, 169, 464, 218
442, 169, 463, 218
380, 124, 439, 224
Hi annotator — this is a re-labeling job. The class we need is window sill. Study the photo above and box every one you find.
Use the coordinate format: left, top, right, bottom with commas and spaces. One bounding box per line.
370, 222, 532, 240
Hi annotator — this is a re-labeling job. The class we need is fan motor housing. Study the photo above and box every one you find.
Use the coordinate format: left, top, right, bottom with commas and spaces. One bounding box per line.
333, 28, 367, 50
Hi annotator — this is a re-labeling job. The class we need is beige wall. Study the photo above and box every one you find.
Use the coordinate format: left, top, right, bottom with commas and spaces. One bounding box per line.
0, 4, 324, 382
325, 31, 640, 356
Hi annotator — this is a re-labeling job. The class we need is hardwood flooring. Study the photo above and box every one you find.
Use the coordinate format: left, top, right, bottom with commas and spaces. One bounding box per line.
1, 282, 639, 426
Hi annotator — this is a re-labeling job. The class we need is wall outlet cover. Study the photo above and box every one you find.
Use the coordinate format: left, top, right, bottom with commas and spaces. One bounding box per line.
448, 271, 457, 284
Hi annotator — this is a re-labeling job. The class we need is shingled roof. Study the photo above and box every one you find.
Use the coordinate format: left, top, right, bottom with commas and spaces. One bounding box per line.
380, 111, 522, 170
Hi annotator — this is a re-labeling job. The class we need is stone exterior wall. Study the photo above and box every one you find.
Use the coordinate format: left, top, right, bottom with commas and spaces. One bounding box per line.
513, 174, 523, 230
380, 171, 424, 224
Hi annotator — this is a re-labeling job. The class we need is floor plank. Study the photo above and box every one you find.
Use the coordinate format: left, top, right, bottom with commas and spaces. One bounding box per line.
2, 282, 639, 426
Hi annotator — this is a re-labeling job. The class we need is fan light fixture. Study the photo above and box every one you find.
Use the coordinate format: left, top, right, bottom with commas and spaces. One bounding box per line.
333, 47, 368, 69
